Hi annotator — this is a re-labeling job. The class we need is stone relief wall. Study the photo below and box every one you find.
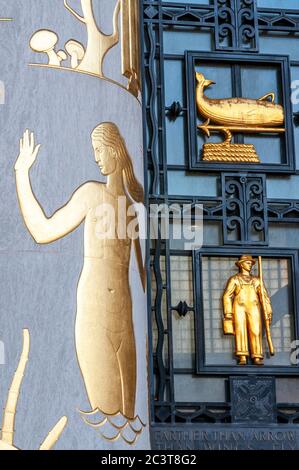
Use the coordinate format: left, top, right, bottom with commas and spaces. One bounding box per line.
0, 0, 149, 450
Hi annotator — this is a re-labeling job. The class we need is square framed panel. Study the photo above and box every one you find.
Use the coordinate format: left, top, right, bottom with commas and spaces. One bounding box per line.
230, 376, 276, 424
186, 52, 295, 173
193, 248, 299, 375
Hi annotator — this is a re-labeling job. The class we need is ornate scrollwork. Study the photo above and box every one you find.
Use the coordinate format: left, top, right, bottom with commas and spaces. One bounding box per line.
222, 174, 267, 245
215, 0, 258, 52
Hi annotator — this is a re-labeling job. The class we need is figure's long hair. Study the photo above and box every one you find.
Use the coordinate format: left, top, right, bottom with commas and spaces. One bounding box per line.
91, 122, 144, 203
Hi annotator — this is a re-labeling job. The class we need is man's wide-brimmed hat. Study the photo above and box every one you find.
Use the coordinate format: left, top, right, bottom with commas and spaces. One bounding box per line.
235, 255, 256, 268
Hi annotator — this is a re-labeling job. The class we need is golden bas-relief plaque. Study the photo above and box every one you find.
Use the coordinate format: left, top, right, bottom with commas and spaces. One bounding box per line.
29, 0, 141, 98
195, 72, 285, 163
15, 125, 146, 444
0, 330, 67, 451
222, 256, 275, 366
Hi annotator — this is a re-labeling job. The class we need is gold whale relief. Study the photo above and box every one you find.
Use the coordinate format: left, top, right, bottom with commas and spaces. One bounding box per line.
15, 124, 146, 444
29, 0, 141, 98
195, 72, 286, 163
0, 330, 67, 451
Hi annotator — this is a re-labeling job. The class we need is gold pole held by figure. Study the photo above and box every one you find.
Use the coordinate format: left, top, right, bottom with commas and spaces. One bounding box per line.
258, 256, 275, 356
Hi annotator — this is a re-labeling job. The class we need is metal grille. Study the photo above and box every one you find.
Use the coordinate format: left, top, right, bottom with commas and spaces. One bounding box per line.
142, 0, 299, 427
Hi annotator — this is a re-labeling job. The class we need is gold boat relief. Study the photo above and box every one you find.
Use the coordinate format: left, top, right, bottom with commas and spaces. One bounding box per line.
195, 72, 285, 163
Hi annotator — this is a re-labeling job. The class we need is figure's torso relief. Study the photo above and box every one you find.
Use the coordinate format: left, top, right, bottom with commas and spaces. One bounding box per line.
83, 182, 132, 264
231, 275, 260, 308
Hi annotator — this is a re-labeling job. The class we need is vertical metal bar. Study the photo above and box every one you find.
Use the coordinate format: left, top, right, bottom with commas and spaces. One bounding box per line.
156, 0, 175, 412
141, 0, 156, 423
241, 176, 249, 243
147, 22, 159, 195
153, 232, 167, 402
232, 63, 244, 145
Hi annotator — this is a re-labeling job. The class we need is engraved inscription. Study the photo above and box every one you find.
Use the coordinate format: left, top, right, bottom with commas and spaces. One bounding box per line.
152, 427, 298, 451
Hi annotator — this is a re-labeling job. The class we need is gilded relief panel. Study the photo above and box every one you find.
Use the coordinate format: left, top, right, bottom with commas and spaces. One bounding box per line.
0, 0, 148, 450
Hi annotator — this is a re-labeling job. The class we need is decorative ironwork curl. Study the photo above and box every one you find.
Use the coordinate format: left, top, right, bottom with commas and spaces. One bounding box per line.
215, 0, 258, 51
222, 174, 267, 245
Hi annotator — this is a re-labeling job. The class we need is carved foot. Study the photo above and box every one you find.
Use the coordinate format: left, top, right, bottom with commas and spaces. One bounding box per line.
253, 357, 264, 366
238, 355, 247, 365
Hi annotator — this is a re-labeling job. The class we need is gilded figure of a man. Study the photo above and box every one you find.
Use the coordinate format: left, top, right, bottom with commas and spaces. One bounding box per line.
222, 255, 273, 365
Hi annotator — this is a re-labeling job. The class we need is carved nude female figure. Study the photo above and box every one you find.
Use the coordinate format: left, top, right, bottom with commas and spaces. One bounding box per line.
15, 123, 145, 419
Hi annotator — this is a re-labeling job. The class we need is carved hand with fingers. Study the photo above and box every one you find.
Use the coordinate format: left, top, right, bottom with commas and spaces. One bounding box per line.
15, 130, 40, 172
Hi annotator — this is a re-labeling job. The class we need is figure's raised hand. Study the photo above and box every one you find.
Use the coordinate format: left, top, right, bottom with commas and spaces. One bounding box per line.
15, 130, 41, 171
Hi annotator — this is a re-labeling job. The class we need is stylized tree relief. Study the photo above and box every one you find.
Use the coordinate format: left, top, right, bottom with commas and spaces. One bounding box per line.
29, 0, 141, 98
64, 0, 120, 76
0, 330, 67, 451
15, 126, 146, 444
